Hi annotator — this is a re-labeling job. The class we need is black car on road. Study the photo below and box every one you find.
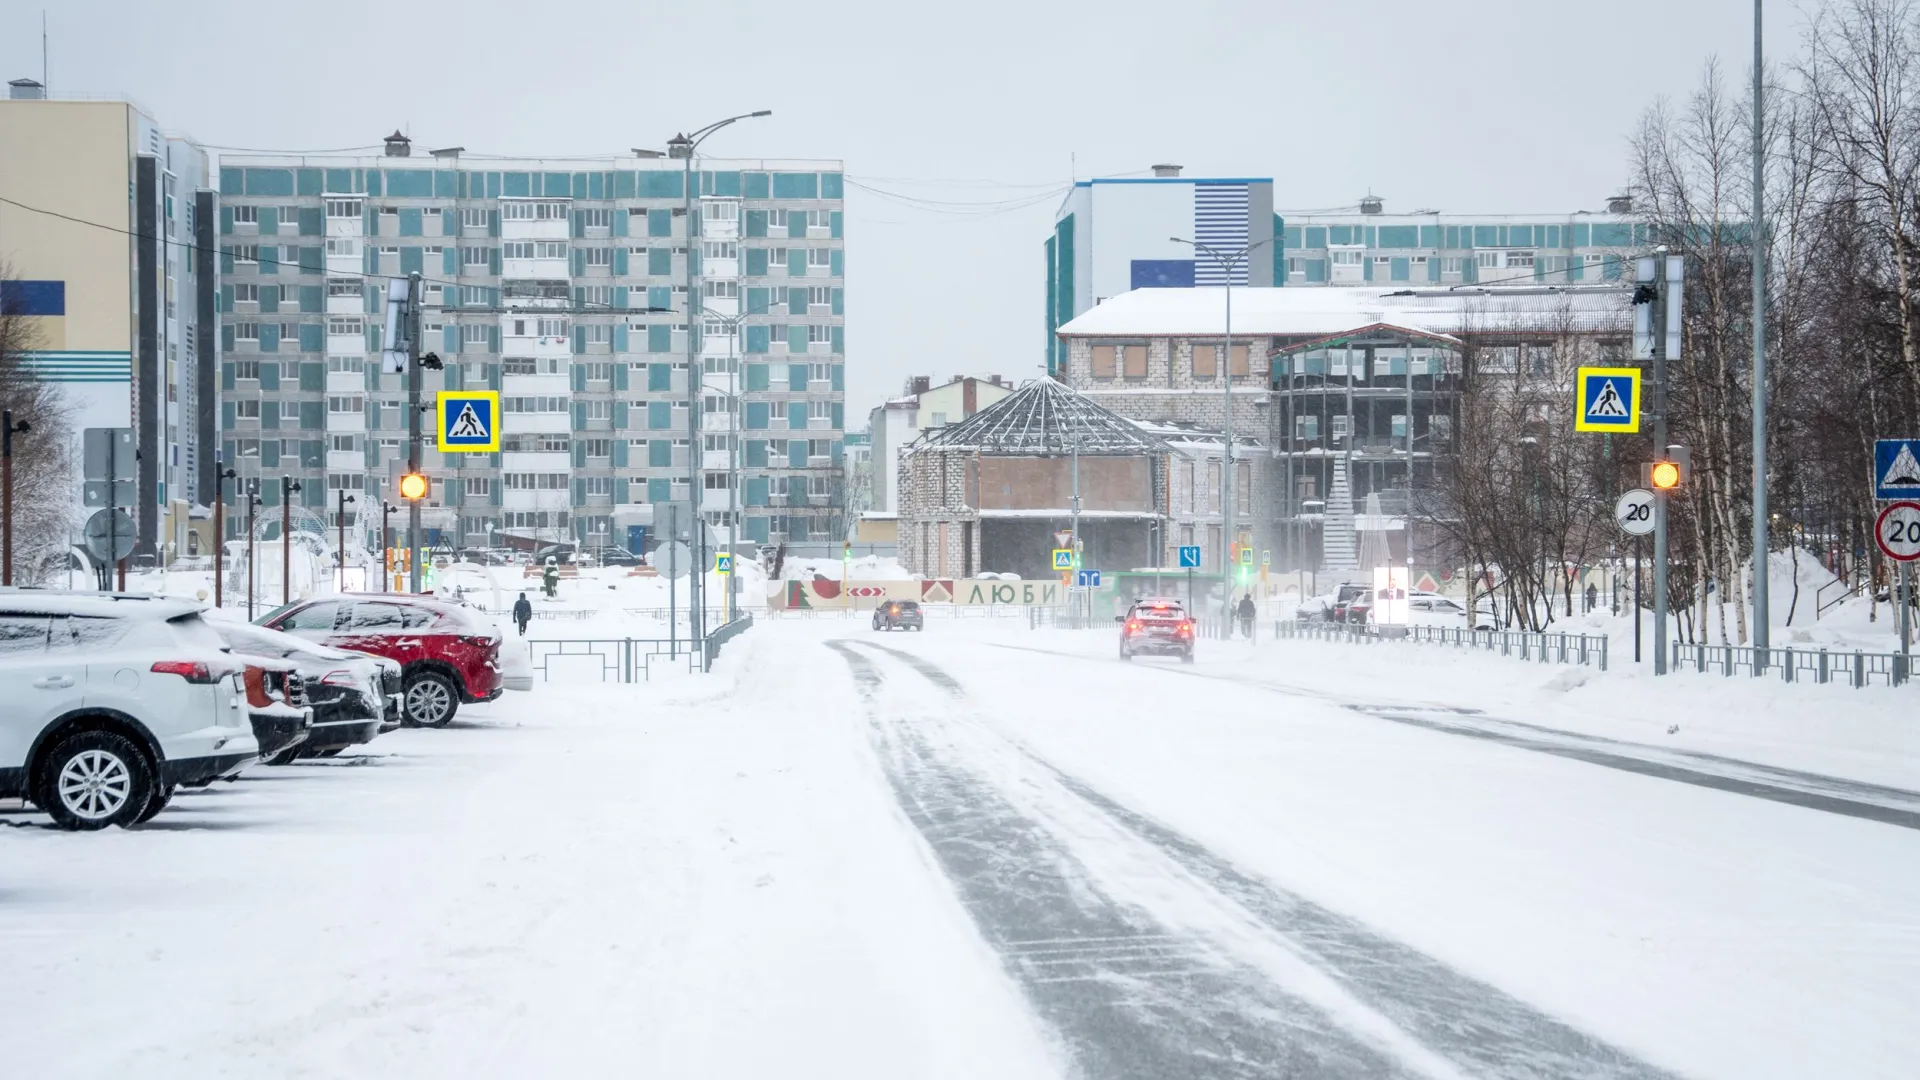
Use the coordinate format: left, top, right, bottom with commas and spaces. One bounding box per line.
872, 601, 925, 632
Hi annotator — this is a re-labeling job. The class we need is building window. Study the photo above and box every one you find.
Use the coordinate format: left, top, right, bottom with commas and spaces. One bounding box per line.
1122, 344, 1147, 378
325, 198, 361, 218
234, 284, 259, 305
1295, 414, 1320, 440
458, 208, 488, 230
580, 208, 612, 230
234, 322, 259, 341
232, 245, 259, 265
583, 477, 614, 497
807, 324, 834, 345
505, 472, 568, 490
330, 434, 359, 452
325, 238, 357, 257
1331, 415, 1350, 439
463, 246, 493, 266
328, 317, 364, 336
704, 280, 738, 299
703, 200, 740, 222
327, 395, 364, 414
234, 360, 261, 381
233, 205, 259, 224
327, 356, 365, 373
581, 438, 612, 458
807, 247, 833, 267
327, 279, 360, 297
580, 285, 612, 309
235, 400, 260, 419
501, 201, 568, 221
580, 246, 610, 267
1332, 251, 1361, 267
1191, 343, 1216, 377
1091, 344, 1116, 379
503, 396, 568, 413
1507, 250, 1536, 268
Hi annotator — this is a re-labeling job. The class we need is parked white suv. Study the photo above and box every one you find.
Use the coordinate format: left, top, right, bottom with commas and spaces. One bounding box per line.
0, 593, 261, 829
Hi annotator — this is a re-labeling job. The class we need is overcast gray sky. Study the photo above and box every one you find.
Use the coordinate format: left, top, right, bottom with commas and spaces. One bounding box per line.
2, 0, 1801, 418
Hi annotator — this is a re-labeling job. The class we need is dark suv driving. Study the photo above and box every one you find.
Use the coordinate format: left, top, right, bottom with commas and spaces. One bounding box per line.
872, 600, 924, 632
258, 595, 502, 727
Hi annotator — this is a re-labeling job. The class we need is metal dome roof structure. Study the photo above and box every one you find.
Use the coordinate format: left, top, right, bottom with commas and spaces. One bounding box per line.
910, 377, 1171, 456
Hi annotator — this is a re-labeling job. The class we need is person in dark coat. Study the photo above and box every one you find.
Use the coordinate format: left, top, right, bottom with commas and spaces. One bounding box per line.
512, 592, 533, 636
1237, 592, 1257, 638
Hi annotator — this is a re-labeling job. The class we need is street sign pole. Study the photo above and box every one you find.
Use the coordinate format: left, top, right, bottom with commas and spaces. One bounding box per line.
406, 273, 423, 595
1635, 533, 1643, 664
667, 504, 678, 658
1901, 561, 1911, 682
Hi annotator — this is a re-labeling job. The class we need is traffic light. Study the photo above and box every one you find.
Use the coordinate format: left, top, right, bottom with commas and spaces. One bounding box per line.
1644, 445, 1691, 492
398, 472, 429, 501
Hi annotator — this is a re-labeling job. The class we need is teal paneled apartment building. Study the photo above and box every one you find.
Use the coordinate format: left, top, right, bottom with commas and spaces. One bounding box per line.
216, 133, 846, 551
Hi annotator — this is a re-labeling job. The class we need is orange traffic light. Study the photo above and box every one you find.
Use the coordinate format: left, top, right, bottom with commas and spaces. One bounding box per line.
1650, 461, 1681, 490
398, 473, 429, 501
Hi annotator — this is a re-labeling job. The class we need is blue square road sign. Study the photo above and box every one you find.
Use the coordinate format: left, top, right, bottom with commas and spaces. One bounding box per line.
1177, 545, 1203, 568
1875, 438, 1920, 500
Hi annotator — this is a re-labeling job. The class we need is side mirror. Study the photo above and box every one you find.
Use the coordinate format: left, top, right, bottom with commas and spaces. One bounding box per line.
1113, 615, 1126, 623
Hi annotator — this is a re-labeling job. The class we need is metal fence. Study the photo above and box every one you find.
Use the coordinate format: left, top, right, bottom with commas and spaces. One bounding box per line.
1673, 641, 1911, 687
1275, 619, 1610, 671
525, 616, 756, 683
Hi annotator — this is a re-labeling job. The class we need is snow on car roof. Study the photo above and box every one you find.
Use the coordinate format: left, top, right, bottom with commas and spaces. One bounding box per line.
0, 589, 202, 620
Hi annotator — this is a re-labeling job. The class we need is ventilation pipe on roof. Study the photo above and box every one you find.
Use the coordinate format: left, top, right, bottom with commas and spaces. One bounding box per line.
383, 130, 412, 157
8, 78, 46, 100
1607, 193, 1634, 214
1359, 194, 1385, 215
1152, 163, 1182, 177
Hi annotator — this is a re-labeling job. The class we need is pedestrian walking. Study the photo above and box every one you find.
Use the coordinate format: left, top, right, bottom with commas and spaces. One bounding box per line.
512, 591, 533, 637
1584, 583, 1598, 614
1236, 592, 1257, 639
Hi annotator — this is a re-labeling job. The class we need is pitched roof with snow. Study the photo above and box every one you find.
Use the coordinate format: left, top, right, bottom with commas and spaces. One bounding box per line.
1056, 286, 1633, 339
910, 377, 1172, 456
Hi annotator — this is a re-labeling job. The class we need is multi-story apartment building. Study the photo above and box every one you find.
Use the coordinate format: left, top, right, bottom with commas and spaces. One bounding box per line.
0, 79, 218, 560
1044, 171, 1647, 372
217, 133, 845, 552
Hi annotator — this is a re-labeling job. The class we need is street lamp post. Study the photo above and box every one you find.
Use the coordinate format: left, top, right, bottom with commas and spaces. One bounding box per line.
1171, 235, 1275, 629
383, 501, 398, 592
2, 409, 30, 586
638, 109, 770, 652
337, 489, 357, 592
245, 480, 261, 619
214, 465, 235, 608
281, 475, 302, 605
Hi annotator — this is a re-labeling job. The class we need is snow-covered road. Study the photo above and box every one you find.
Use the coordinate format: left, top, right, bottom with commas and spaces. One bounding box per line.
4, 617, 1917, 1078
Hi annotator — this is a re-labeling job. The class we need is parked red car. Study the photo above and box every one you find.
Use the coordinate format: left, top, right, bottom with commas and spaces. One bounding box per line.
256, 594, 502, 727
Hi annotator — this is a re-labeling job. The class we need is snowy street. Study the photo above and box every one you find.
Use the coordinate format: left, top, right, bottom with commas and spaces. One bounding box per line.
5, 617, 1918, 1079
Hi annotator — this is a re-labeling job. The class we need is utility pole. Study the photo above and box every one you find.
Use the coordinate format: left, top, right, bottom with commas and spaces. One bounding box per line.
246, 480, 259, 619
281, 474, 297, 605
337, 489, 356, 592
214, 465, 233, 608
405, 271, 424, 594
673, 135, 705, 649
1751, 0, 1771, 659
2, 409, 26, 586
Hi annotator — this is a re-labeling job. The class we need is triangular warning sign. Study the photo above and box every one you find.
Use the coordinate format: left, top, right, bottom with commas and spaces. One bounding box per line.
448, 403, 488, 439
1588, 379, 1629, 419
1884, 443, 1920, 488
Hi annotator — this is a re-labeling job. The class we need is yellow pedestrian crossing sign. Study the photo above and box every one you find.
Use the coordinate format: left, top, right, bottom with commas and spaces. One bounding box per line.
1574, 367, 1641, 433
1052, 548, 1074, 570
437, 391, 500, 452
715, 553, 732, 575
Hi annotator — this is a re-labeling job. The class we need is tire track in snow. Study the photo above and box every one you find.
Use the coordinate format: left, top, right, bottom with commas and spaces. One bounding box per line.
862, 639, 1681, 1080
825, 640, 1424, 1080
991, 642, 1920, 832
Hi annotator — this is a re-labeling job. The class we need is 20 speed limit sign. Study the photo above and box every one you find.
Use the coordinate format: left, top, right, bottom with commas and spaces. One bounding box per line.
1614, 488, 1656, 536
1875, 501, 1920, 561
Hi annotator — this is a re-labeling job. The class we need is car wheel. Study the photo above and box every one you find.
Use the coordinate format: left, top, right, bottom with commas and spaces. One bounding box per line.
32, 731, 155, 831
133, 784, 174, 824
1181, 649, 1196, 664
404, 670, 459, 728
1119, 642, 1133, 661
